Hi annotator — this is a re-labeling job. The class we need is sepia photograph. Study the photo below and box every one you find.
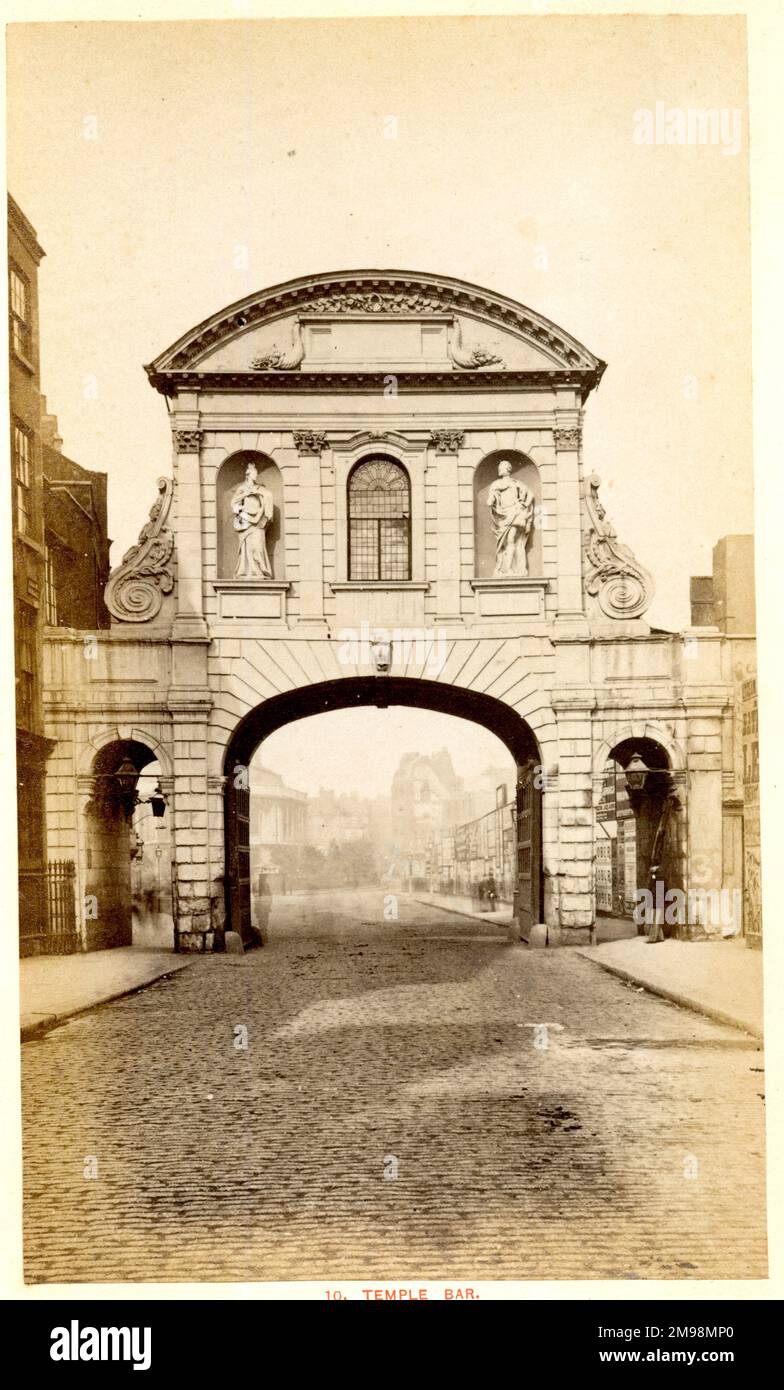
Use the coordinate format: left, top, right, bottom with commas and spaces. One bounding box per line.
4, 4, 775, 1306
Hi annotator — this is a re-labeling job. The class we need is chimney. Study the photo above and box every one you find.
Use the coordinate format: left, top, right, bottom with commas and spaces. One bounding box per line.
39, 395, 63, 452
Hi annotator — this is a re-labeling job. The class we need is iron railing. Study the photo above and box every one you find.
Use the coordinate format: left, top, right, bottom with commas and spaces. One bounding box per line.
18, 859, 79, 955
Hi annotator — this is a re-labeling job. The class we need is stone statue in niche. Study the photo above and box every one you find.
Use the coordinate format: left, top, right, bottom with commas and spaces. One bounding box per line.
231, 461, 274, 579
487, 459, 535, 577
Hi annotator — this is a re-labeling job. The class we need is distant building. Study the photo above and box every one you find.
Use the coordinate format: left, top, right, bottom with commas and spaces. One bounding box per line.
391, 748, 461, 836
43, 411, 111, 630
429, 796, 517, 903
248, 767, 308, 894
690, 535, 755, 635
308, 787, 370, 852
690, 535, 759, 944
389, 749, 464, 886
448, 764, 515, 826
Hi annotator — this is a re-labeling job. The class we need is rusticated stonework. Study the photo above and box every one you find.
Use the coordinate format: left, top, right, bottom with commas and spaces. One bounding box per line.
293, 430, 328, 455
583, 473, 654, 621
104, 478, 175, 623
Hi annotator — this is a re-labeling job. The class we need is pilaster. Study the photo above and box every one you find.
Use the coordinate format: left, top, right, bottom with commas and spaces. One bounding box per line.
552, 422, 588, 636
293, 431, 328, 627
171, 411, 209, 639
430, 430, 463, 623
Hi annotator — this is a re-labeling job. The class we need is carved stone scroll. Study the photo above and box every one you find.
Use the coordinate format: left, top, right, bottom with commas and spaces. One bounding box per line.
584, 473, 654, 620
104, 478, 175, 623
447, 317, 505, 370
250, 318, 304, 371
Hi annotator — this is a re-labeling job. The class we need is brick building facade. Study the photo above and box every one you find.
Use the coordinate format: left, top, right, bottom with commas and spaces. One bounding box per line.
9, 194, 110, 954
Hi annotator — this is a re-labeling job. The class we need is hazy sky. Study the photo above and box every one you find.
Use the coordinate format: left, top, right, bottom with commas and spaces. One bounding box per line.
6, 15, 751, 630
251, 705, 514, 798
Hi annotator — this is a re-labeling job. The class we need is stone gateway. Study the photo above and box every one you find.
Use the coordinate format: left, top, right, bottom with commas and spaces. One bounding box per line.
42, 270, 752, 950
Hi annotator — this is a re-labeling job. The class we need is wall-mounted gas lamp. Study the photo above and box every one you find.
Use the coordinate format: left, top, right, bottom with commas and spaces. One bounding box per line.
624, 753, 650, 792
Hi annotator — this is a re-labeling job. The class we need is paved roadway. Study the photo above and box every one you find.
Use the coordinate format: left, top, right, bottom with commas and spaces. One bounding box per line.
22, 889, 767, 1283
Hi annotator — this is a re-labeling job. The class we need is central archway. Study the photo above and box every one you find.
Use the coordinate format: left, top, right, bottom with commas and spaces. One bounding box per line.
222, 677, 543, 945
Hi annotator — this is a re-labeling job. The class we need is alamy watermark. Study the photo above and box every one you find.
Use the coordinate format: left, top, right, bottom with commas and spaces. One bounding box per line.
633, 103, 743, 156
337, 622, 448, 677
633, 882, 742, 933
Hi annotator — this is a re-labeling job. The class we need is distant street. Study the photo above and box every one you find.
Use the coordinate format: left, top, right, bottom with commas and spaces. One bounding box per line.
23, 889, 766, 1283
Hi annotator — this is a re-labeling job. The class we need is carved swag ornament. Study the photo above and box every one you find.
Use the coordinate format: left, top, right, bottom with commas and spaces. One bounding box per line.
104, 478, 175, 623
584, 473, 654, 620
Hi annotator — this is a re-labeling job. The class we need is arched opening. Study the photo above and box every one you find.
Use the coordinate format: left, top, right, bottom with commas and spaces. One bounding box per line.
130, 760, 175, 948
84, 739, 171, 950
216, 451, 284, 580
222, 678, 542, 946
473, 449, 541, 579
594, 736, 684, 940
347, 456, 411, 581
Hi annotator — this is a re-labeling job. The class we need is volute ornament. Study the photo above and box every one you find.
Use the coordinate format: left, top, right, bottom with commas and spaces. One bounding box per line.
250, 318, 304, 371
447, 317, 505, 370
104, 478, 175, 623
584, 473, 653, 620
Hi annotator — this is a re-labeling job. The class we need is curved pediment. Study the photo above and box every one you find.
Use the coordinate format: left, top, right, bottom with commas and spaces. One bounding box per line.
145, 270, 606, 394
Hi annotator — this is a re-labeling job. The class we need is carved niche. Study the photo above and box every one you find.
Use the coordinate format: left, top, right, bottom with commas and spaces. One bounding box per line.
584, 473, 654, 620
216, 453, 284, 580
104, 478, 175, 623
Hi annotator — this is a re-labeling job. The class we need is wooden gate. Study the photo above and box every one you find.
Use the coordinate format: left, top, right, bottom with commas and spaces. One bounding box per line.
225, 779, 253, 943
512, 759, 542, 941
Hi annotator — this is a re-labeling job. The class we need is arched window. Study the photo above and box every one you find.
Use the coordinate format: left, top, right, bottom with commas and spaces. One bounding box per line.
348, 457, 411, 581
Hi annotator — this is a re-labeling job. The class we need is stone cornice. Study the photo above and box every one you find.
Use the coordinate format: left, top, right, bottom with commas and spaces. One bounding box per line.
8, 194, 45, 264
145, 269, 606, 383
146, 367, 603, 399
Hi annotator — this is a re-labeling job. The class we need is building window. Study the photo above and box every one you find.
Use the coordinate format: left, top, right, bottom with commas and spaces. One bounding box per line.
45, 544, 58, 625
13, 422, 32, 536
15, 602, 37, 729
348, 457, 411, 581
9, 263, 32, 360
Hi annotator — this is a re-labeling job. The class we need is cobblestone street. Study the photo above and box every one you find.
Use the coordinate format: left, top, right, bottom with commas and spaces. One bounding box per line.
22, 890, 767, 1284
